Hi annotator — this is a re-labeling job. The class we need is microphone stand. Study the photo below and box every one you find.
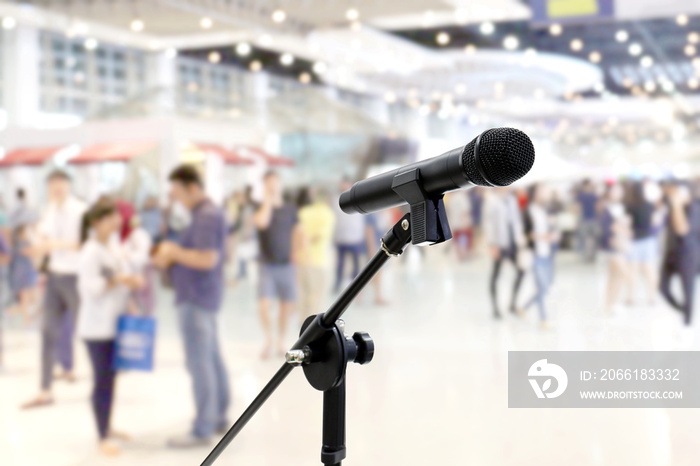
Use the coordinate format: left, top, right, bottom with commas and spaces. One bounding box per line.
201, 213, 414, 466
203, 174, 452, 465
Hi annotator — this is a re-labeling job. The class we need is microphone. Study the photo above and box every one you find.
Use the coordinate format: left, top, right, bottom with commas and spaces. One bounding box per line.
339, 127, 535, 215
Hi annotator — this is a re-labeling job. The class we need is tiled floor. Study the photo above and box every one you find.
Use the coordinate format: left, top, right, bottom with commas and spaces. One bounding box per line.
1, 248, 698, 466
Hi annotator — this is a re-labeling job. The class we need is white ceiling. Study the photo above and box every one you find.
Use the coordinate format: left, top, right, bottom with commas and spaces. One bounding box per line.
2, 0, 699, 135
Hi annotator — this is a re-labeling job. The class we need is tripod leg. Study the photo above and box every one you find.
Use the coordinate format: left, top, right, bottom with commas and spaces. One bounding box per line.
200, 363, 293, 466
322, 380, 346, 466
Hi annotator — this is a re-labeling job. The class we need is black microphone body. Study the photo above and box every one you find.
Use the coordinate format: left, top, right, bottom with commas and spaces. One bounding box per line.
340, 146, 467, 215
340, 127, 535, 215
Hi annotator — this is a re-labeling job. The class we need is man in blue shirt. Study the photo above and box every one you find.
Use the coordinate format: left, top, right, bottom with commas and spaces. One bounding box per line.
154, 165, 230, 448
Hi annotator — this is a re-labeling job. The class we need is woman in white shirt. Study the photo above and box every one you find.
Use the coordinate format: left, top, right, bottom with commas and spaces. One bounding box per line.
76, 201, 142, 456
522, 184, 558, 328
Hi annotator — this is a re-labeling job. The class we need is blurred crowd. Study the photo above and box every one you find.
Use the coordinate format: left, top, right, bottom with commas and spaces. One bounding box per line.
1, 167, 698, 456
471, 177, 700, 331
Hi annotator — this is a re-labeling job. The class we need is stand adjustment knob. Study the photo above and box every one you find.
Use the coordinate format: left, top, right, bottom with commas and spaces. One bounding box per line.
351, 332, 374, 365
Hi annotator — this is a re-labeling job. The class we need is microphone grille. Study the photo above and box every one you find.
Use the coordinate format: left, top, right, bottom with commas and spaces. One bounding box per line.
462, 128, 535, 187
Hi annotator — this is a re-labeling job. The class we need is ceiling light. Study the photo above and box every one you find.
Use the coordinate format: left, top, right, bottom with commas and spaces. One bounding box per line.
436, 31, 450, 45
662, 80, 675, 92
464, 44, 477, 54
503, 35, 519, 50
350, 21, 362, 32
524, 47, 538, 57
685, 44, 697, 56
249, 60, 262, 72
130, 18, 144, 32
72, 22, 89, 36
84, 38, 99, 50
570, 38, 584, 51
628, 43, 643, 56
589, 51, 602, 63
455, 7, 468, 24
259, 34, 272, 46
689, 78, 699, 89
280, 53, 294, 66
208, 51, 221, 64
200, 17, 213, 29
384, 91, 397, 103
236, 42, 251, 56
345, 8, 359, 21
299, 72, 311, 84
480, 22, 495, 35
549, 23, 562, 36
615, 30, 629, 42
271, 9, 286, 23
693, 57, 700, 68
689, 32, 700, 44
164, 48, 178, 59
677, 14, 689, 26
2, 16, 17, 30
640, 55, 654, 67
422, 10, 435, 27
312, 61, 327, 74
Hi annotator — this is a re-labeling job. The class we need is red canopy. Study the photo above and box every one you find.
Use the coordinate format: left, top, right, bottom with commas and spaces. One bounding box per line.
196, 143, 254, 166
236, 146, 295, 167
69, 141, 156, 164
0, 146, 64, 167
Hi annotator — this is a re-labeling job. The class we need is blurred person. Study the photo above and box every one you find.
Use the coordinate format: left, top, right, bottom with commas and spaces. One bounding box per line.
162, 198, 191, 241
333, 178, 366, 292
659, 183, 700, 326
253, 171, 300, 359
234, 186, 257, 281
76, 201, 143, 456
296, 186, 335, 316
521, 184, 558, 328
576, 179, 599, 262
139, 196, 163, 244
0, 197, 8, 236
7, 222, 39, 325
124, 215, 155, 315
9, 188, 37, 230
469, 188, 485, 251
547, 189, 565, 276
447, 191, 473, 261
599, 184, 632, 314
483, 188, 526, 319
22, 170, 87, 409
153, 165, 231, 448
224, 191, 242, 263
625, 181, 662, 306
0, 232, 9, 369
365, 211, 389, 305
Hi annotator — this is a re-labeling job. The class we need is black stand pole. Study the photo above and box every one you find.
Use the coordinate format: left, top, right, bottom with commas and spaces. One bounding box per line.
201, 213, 414, 466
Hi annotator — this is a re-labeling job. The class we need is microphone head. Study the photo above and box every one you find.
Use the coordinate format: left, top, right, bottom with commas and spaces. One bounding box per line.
462, 128, 535, 187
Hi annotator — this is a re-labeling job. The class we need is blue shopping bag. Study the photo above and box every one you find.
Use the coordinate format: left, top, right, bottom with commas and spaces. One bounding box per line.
113, 314, 156, 371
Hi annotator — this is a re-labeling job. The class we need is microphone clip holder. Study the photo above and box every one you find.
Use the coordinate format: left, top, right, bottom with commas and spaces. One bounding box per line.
390, 168, 452, 246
